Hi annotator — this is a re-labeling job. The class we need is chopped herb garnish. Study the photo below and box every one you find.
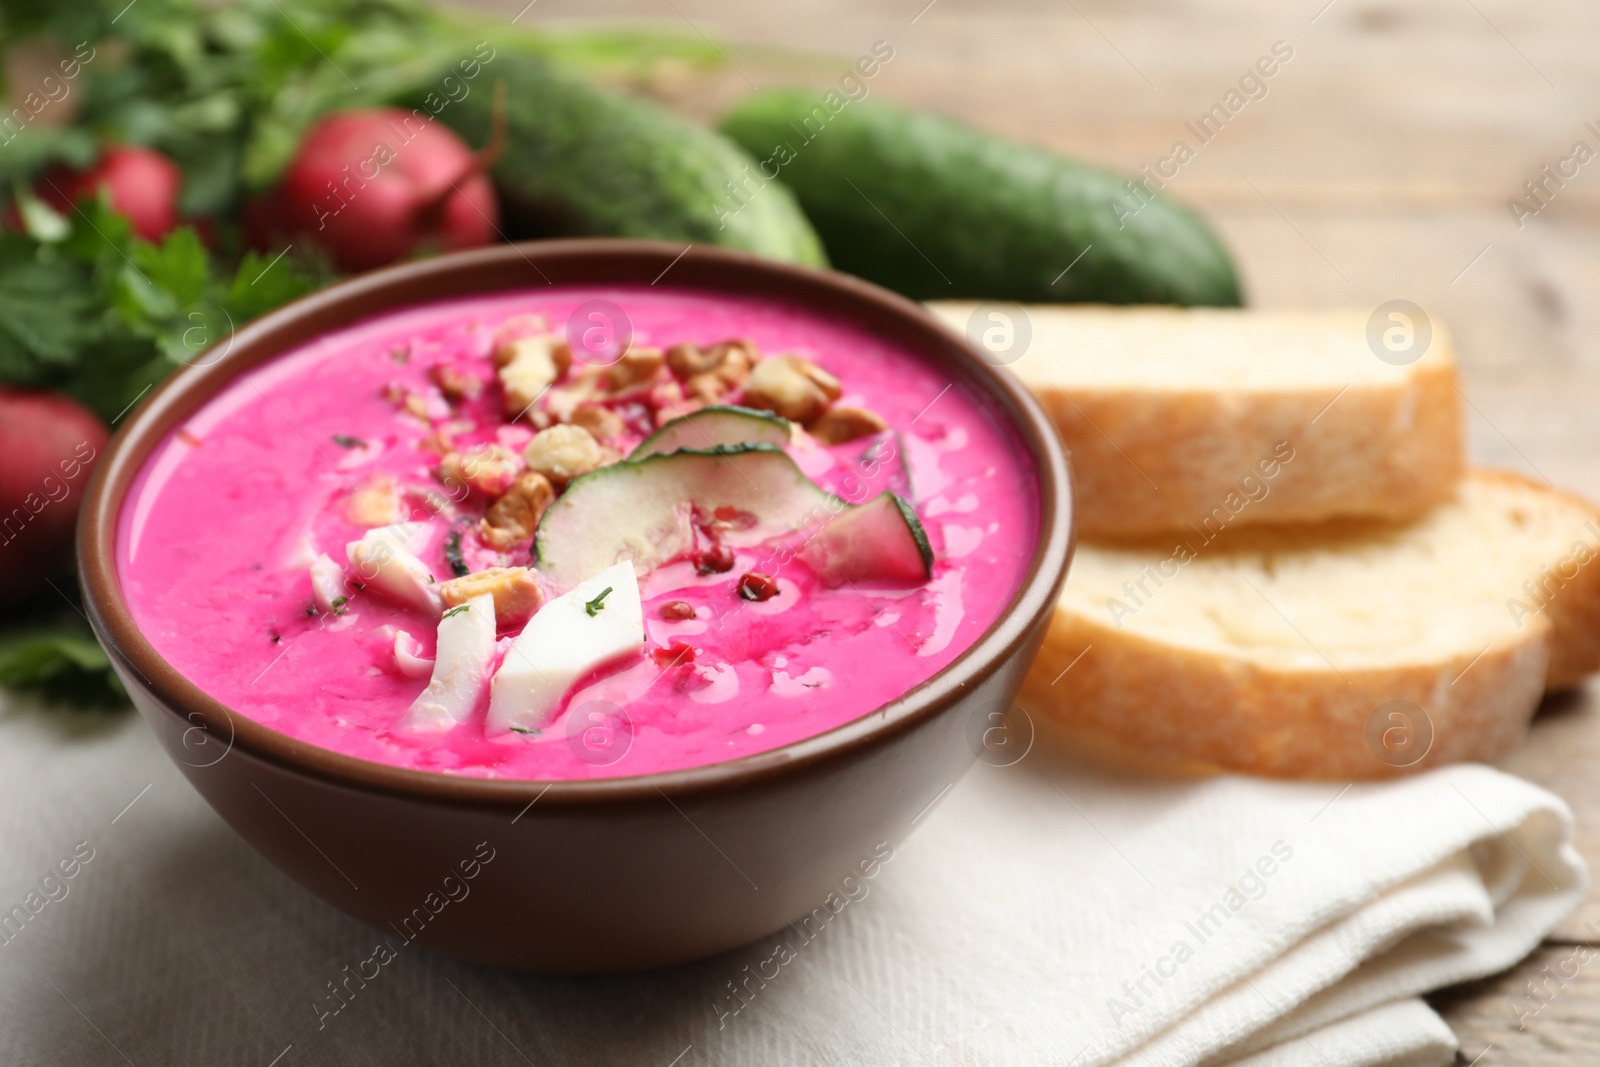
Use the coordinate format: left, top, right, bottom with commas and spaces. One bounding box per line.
508, 725, 539, 735
444, 527, 470, 578
350, 581, 366, 591
331, 434, 366, 449
442, 605, 470, 619
330, 595, 348, 616
802, 682, 823, 688
584, 586, 614, 617
268, 628, 282, 644
305, 605, 318, 617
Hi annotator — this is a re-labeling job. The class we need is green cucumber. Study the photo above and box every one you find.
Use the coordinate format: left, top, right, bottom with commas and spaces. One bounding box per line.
719, 91, 1240, 305
631, 405, 791, 460
534, 444, 839, 590
800, 492, 933, 587
440, 56, 827, 266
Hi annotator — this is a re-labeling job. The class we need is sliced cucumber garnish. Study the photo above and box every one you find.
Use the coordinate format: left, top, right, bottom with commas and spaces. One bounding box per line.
535, 444, 839, 591
799, 492, 934, 587
630, 405, 791, 460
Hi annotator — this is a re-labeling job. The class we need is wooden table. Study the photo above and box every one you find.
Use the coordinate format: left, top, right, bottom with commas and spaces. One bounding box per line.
460, 0, 1600, 1057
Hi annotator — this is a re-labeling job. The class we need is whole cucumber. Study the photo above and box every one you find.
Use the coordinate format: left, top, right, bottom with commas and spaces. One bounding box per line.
719, 90, 1240, 305
440, 56, 827, 267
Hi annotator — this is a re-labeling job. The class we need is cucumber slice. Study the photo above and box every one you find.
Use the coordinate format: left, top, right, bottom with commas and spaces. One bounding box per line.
535, 444, 840, 591
799, 492, 934, 587
630, 405, 791, 460
856, 430, 913, 499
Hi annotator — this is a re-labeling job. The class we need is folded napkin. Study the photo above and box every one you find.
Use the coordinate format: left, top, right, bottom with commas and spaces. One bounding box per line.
0, 700, 1582, 1066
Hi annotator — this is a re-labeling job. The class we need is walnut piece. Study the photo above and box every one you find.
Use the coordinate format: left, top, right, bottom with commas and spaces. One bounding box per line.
605, 346, 665, 392
439, 566, 545, 627
438, 443, 522, 499
345, 474, 404, 526
665, 342, 720, 380
495, 334, 572, 417
571, 404, 626, 441
665, 339, 760, 386
544, 364, 604, 425
684, 372, 728, 404
710, 341, 755, 388
427, 363, 483, 402
523, 424, 608, 487
743, 355, 837, 423
808, 406, 889, 445
481, 471, 555, 549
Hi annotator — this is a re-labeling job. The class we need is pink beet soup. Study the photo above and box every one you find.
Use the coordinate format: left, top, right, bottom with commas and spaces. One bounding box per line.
118, 286, 1038, 779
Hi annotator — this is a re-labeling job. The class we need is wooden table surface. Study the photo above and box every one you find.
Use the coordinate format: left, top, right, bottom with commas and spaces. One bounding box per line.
461, 0, 1600, 1059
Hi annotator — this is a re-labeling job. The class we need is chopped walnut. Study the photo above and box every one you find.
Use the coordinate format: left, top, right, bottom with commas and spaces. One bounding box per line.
427, 363, 483, 402
606, 346, 665, 392
544, 363, 605, 424
481, 471, 555, 549
793, 356, 841, 400
439, 566, 545, 627
710, 341, 755, 388
523, 424, 608, 487
743, 355, 837, 423
419, 419, 476, 456
808, 406, 889, 445
684, 372, 728, 404
438, 443, 522, 499
495, 334, 573, 417
571, 404, 626, 441
665, 339, 760, 386
346, 474, 404, 527
665, 342, 720, 380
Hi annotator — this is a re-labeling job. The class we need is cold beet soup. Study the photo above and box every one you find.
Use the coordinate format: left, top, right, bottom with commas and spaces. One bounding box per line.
118, 286, 1038, 779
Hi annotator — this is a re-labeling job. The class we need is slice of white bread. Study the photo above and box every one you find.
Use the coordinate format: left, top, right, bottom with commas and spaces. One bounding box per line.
1019, 470, 1600, 779
926, 303, 1464, 539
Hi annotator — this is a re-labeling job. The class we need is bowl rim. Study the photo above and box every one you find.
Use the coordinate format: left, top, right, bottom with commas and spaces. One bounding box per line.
77, 239, 1074, 809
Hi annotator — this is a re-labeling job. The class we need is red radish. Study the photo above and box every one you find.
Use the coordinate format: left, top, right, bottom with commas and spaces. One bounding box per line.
37, 145, 183, 242
0, 390, 108, 605
268, 107, 502, 272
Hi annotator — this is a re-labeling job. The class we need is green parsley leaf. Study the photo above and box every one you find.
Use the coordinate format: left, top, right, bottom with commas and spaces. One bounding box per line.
444, 527, 470, 578
0, 616, 126, 709
584, 586, 613, 617
331, 434, 366, 449
442, 604, 470, 619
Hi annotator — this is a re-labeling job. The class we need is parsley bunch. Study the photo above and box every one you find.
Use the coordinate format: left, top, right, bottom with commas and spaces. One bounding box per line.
0, 0, 734, 708
0, 194, 318, 421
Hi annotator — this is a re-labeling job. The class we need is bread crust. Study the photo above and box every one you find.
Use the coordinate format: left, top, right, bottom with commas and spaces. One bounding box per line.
1020, 607, 1548, 780
1024, 470, 1600, 778
1473, 469, 1600, 689
1034, 360, 1464, 539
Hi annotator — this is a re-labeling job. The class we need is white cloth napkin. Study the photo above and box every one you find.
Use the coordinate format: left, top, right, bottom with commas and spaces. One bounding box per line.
0, 697, 1582, 1066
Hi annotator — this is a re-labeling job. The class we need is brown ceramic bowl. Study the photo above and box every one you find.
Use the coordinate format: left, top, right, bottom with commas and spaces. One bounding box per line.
77, 240, 1073, 973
